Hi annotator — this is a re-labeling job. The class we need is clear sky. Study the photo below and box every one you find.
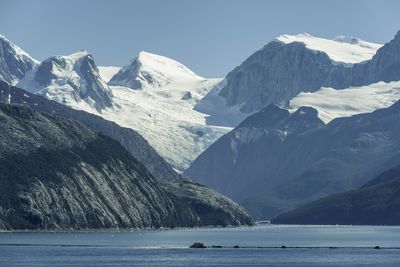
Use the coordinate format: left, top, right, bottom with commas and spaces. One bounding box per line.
1, 0, 400, 77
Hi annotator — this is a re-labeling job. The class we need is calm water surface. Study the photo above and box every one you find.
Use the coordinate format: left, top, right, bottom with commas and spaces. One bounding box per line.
1, 225, 400, 266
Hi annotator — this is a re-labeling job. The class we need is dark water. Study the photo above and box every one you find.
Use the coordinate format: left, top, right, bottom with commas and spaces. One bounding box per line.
1, 225, 400, 266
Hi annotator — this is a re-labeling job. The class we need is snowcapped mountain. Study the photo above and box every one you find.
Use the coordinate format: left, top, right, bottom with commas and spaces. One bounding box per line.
17, 51, 113, 112
3, 31, 400, 175
0, 34, 38, 85
286, 31, 400, 123
1, 41, 234, 171
276, 33, 381, 64
101, 51, 231, 171
185, 30, 400, 219
213, 33, 385, 113
109, 51, 203, 90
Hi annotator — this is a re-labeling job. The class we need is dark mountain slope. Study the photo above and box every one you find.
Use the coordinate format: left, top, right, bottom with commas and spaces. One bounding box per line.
0, 103, 191, 230
0, 103, 253, 230
186, 102, 400, 219
272, 165, 400, 225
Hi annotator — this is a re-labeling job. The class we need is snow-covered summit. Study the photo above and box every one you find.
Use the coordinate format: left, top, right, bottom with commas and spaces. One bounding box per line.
137, 51, 201, 79
109, 51, 203, 89
276, 33, 382, 64
104, 51, 227, 170
0, 34, 39, 64
0, 34, 38, 85
17, 50, 113, 112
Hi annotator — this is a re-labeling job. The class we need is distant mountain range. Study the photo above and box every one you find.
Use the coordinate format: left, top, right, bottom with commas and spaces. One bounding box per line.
2, 32, 400, 171
185, 30, 400, 220
2, 30, 400, 225
186, 100, 400, 219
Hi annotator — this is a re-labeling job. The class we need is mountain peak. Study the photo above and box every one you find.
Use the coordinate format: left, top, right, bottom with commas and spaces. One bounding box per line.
0, 34, 38, 63
109, 51, 202, 89
395, 30, 400, 40
292, 106, 319, 117
0, 34, 38, 85
276, 32, 313, 41
68, 50, 90, 61
42, 50, 92, 66
135, 51, 199, 78
284, 106, 325, 133
238, 104, 290, 129
275, 32, 381, 64
17, 50, 112, 112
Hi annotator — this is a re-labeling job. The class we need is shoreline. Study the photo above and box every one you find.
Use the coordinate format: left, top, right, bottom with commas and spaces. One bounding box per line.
2, 223, 400, 234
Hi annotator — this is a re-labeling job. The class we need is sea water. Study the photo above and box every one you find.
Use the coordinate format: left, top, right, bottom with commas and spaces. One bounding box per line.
1, 225, 400, 266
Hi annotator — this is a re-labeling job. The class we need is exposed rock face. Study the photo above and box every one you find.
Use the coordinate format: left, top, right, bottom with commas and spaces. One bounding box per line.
0, 34, 38, 85
349, 30, 400, 86
186, 102, 400, 219
219, 41, 337, 112
0, 103, 253, 230
272, 165, 400, 225
217, 31, 400, 113
164, 181, 253, 226
0, 81, 181, 182
108, 55, 144, 89
0, 103, 188, 230
17, 51, 113, 112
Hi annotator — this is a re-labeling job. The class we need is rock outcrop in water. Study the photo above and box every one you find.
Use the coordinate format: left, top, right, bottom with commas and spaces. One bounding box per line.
272, 165, 400, 225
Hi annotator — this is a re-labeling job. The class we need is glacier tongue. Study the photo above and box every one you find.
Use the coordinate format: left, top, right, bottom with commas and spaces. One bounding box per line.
94, 51, 246, 171
289, 81, 400, 123
102, 83, 230, 171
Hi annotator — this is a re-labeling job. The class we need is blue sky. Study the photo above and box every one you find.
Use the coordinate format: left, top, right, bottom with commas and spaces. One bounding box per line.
1, 0, 400, 77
